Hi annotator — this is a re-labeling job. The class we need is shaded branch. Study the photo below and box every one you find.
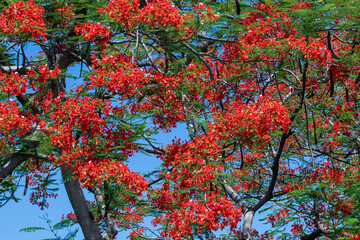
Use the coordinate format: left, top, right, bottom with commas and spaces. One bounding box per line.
142, 134, 165, 154
327, 31, 340, 60
0, 65, 37, 74
181, 42, 215, 81
300, 229, 322, 240
93, 186, 118, 240
252, 131, 291, 212
0, 151, 28, 183
197, 34, 235, 43
61, 166, 103, 240
218, 176, 250, 211
138, 145, 164, 155
140, 38, 163, 73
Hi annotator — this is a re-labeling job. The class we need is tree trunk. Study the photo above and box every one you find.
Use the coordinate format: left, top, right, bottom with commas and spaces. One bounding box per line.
61, 166, 103, 240
241, 211, 254, 240
0, 152, 28, 183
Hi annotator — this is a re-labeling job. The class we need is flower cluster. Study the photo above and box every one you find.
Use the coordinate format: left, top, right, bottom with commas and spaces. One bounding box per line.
0, 72, 28, 95
151, 189, 242, 238
35, 65, 62, 84
194, 3, 218, 22
48, 97, 109, 150
27, 174, 58, 210
102, 0, 193, 30
212, 96, 291, 148
75, 22, 113, 45
0, 101, 32, 144
0, 0, 47, 40
90, 53, 148, 95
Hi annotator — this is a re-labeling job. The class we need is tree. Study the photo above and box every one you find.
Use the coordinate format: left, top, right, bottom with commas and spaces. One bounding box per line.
0, 0, 360, 239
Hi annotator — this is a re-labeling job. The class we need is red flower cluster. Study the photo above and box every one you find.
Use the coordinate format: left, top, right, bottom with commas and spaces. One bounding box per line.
223, 1, 331, 69
343, 232, 360, 240
102, 0, 193, 29
0, 101, 31, 144
212, 96, 291, 148
27, 173, 58, 210
0, 72, 28, 95
151, 188, 242, 238
73, 157, 147, 191
48, 97, 109, 150
0, 0, 47, 40
36, 65, 62, 84
194, 3, 218, 22
75, 22, 113, 45
90, 53, 148, 95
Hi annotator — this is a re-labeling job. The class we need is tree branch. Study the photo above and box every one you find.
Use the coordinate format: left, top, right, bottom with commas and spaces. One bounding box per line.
252, 131, 291, 213
181, 42, 215, 81
218, 176, 250, 211
241, 211, 254, 240
138, 145, 164, 155
93, 186, 118, 240
0, 65, 37, 74
61, 166, 103, 240
197, 34, 235, 43
300, 229, 322, 240
0, 151, 28, 183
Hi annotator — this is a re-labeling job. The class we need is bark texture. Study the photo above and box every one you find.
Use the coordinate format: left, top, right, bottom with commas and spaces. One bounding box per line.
0, 152, 28, 183
62, 166, 103, 240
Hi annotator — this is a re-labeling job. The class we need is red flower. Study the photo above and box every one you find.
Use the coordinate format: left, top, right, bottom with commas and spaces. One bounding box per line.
0, 0, 47, 40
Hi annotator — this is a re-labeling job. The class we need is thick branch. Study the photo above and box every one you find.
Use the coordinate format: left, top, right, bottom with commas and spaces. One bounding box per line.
221, 178, 242, 204
93, 186, 118, 240
50, 52, 75, 97
300, 229, 322, 240
140, 39, 163, 73
181, 42, 215, 81
219, 176, 251, 212
241, 211, 254, 240
0, 151, 28, 183
252, 131, 290, 212
327, 31, 340, 60
61, 166, 103, 240
247, 62, 308, 213
197, 34, 235, 43
0, 65, 36, 74
240, 63, 308, 236
138, 145, 164, 155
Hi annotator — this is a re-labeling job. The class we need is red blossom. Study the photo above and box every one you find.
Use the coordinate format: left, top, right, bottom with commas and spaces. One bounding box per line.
0, 0, 47, 40
75, 22, 113, 45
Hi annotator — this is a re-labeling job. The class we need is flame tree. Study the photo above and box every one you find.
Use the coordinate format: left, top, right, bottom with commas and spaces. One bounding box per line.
0, 0, 360, 239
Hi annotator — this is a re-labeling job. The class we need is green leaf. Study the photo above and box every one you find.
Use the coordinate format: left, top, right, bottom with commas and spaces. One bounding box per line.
63, 229, 79, 240
19, 227, 46, 232
53, 219, 73, 231
342, 218, 360, 225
